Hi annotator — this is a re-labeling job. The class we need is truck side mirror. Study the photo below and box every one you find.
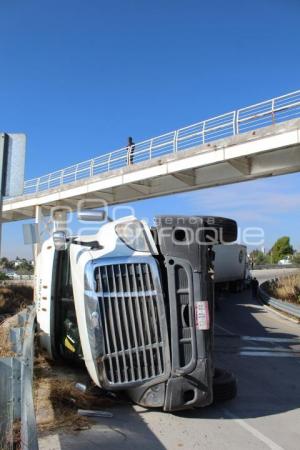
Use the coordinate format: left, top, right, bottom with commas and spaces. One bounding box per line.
53, 231, 68, 251
77, 210, 107, 222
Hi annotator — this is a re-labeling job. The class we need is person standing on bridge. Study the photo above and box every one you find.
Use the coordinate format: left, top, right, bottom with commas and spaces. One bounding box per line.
127, 136, 135, 165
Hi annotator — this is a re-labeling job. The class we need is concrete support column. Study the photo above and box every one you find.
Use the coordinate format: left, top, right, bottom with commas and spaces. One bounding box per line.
34, 205, 44, 262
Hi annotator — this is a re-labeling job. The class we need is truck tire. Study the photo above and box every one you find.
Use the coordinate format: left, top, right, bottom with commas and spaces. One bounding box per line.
213, 368, 237, 402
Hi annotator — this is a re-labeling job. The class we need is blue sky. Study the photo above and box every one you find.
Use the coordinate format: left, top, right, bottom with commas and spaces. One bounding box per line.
1, 0, 300, 258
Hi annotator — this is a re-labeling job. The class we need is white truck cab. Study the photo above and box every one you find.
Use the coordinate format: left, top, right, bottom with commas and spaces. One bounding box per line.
36, 212, 237, 411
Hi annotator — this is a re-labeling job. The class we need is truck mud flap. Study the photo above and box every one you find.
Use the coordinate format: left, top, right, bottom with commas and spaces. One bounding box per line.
126, 382, 166, 408
163, 359, 213, 412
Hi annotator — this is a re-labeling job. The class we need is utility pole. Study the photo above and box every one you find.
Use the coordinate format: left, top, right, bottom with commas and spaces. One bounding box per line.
0, 134, 9, 256
0, 133, 26, 256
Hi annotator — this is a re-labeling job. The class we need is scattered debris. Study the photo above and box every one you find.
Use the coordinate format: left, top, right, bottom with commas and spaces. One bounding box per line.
75, 382, 87, 393
34, 349, 122, 435
77, 409, 113, 418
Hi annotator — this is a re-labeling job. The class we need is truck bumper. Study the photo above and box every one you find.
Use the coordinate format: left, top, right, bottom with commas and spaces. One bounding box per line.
127, 359, 213, 412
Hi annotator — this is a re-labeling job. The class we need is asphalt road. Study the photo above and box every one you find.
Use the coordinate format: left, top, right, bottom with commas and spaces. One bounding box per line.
39, 269, 300, 450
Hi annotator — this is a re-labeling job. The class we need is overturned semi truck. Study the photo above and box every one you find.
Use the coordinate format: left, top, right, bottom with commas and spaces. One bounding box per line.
36, 213, 237, 411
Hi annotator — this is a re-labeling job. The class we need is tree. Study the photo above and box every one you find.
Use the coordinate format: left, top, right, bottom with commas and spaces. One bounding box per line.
293, 253, 300, 265
0, 271, 9, 280
0, 257, 9, 268
14, 259, 34, 275
249, 250, 270, 265
269, 236, 294, 263
0, 257, 15, 269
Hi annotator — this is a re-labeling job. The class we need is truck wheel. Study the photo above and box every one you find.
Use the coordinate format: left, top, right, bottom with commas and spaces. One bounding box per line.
213, 368, 237, 402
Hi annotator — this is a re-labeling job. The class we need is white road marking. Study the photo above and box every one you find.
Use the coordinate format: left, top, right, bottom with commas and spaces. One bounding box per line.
214, 323, 235, 336
241, 346, 299, 352
215, 328, 300, 344
240, 351, 299, 357
241, 336, 300, 343
223, 409, 284, 450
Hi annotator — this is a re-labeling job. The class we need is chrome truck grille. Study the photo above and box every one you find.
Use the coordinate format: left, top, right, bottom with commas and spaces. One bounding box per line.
94, 259, 169, 387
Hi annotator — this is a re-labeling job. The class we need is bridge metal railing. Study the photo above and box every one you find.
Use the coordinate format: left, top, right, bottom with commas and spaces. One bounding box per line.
22, 89, 300, 195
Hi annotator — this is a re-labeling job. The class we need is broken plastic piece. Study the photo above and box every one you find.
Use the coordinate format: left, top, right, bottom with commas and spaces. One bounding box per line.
75, 383, 87, 392
77, 409, 113, 418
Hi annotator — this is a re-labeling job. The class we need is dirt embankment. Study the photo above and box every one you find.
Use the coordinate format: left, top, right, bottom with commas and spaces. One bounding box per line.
0, 285, 123, 436
0, 285, 33, 315
0, 285, 33, 357
34, 351, 123, 435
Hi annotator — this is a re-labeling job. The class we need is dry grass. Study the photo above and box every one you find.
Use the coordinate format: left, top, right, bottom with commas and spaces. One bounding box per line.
50, 379, 118, 410
34, 350, 121, 435
0, 315, 18, 357
0, 325, 14, 356
267, 274, 300, 304
0, 285, 33, 315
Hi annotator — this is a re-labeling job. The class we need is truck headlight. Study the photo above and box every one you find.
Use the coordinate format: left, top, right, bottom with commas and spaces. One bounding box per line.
84, 293, 104, 360
115, 220, 150, 252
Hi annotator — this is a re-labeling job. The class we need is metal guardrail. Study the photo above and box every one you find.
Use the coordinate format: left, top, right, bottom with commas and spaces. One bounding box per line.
0, 307, 38, 450
253, 264, 300, 270
0, 280, 34, 287
21, 89, 300, 195
0, 358, 17, 449
19, 307, 38, 450
259, 282, 300, 319
4, 275, 35, 281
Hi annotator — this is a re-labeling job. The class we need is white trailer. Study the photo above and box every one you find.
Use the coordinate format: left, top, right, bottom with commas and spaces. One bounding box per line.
213, 244, 250, 292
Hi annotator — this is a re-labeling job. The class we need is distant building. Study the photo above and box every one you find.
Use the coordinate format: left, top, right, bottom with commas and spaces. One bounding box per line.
278, 256, 293, 266
13, 260, 23, 268
6, 271, 20, 279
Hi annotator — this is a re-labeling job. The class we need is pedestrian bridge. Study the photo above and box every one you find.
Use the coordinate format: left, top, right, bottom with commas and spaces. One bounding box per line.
2, 90, 300, 222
